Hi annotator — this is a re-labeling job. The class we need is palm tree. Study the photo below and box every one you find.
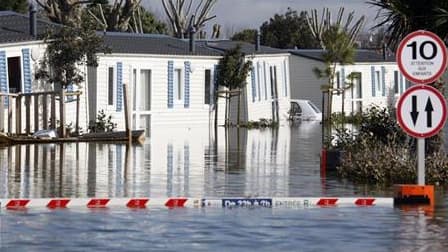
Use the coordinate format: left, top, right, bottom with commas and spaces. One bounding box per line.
313, 25, 355, 123
367, 0, 448, 49
306, 8, 363, 124
368, 0, 448, 153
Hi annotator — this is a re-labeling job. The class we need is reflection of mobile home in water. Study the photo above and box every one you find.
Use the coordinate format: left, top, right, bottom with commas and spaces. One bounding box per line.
0, 127, 291, 198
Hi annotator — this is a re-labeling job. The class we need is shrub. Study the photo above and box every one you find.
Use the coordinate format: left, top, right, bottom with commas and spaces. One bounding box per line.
333, 106, 448, 185
88, 110, 116, 133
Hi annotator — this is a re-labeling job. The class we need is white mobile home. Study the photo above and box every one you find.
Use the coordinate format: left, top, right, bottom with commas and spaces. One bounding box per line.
90, 33, 222, 136
1, 11, 293, 137
203, 40, 291, 125
0, 11, 89, 133
289, 49, 409, 115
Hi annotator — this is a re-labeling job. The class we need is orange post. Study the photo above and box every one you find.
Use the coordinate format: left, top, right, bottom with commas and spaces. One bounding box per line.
394, 184, 434, 207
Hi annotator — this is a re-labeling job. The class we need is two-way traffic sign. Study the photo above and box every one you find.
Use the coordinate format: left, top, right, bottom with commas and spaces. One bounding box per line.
397, 85, 447, 138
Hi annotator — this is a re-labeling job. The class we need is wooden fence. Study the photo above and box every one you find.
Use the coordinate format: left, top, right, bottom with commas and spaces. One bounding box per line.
0, 90, 81, 137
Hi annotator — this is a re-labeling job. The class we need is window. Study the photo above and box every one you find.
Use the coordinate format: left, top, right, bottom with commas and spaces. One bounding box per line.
204, 69, 211, 104
290, 102, 301, 116
174, 68, 183, 101
308, 101, 321, 113
263, 62, 268, 100
140, 69, 151, 110
393, 71, 399, 94
336, 72, 340, 89
375, 71, 381, 91
270, 66, 278, 98
7, 57, 21, 93
132, 69, 137, 110
108, 67, 114, 105
405, 79, 412, 89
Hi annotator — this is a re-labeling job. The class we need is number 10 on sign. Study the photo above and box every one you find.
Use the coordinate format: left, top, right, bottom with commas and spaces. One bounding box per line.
397, 30, 448, 85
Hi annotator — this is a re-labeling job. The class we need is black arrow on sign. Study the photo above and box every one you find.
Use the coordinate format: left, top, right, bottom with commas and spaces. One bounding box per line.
425, 97, 434, 128
411, 95, 419, 126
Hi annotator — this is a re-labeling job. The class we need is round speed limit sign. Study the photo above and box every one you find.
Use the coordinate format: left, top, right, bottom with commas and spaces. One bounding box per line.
397, 30, 448, 84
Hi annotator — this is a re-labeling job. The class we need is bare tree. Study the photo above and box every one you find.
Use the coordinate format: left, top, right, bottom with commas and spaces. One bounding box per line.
36, 0, 92, 27
87, 0, 142, 32
161, 0, 217, 38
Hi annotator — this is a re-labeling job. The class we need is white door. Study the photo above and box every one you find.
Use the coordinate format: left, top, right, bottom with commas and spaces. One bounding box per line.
132, 69, 151, 137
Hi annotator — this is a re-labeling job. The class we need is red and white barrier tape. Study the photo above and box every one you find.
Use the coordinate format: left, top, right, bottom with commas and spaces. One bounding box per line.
0, 197, 394, 210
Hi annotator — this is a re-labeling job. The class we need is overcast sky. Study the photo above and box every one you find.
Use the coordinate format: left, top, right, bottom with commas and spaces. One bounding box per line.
142, 0, 382, 38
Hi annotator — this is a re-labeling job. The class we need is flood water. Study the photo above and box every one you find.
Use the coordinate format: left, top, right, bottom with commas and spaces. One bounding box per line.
1, 122, 448, 251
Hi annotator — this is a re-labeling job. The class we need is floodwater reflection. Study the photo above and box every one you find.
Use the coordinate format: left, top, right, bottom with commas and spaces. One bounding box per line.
0, 125, 300, 199
2, 123, 448, 252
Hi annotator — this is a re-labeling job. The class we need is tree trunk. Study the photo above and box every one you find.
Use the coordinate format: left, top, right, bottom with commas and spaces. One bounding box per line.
341, 90, 345, 124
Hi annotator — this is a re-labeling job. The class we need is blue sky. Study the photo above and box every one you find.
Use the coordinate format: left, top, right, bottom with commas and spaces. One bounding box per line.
142, 0, 381, 37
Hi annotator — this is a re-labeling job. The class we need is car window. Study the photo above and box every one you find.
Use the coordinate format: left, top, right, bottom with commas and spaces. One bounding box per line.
291, 102, 302, 114
307, 101, 321, 113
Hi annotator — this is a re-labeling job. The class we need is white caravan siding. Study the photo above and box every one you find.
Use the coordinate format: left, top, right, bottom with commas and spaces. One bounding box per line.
0, 42, 88, 133
289, 54, 407, 115
95, 54, 219, 131
331, 63, 406, 114
245, 54, 291, 124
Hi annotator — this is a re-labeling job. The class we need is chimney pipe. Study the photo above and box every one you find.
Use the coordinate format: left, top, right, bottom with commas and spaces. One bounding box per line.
255, 30, 261, 51
189, 26, 196, 53
29, 2, 37, 38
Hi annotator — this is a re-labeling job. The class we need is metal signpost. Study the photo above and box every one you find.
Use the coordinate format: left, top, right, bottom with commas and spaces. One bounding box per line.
396, 30, 448, 186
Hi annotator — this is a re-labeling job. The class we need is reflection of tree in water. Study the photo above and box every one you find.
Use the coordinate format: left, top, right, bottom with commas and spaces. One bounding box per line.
225, 127, 248, 172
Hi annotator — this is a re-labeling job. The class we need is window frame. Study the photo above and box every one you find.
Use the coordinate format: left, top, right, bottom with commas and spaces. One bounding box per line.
7, 56, 22, 94
393, 70, 399, 95
204, 69, 211, 105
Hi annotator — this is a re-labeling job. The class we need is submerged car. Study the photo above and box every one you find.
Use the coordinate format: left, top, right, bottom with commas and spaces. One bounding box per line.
289, 99, 322, 121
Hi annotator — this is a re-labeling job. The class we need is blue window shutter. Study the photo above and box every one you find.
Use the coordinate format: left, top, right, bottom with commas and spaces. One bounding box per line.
184, 61, 190, 108
0, 51, 8, 105
371, 66, 376, 97
381, 66, 386, 96
22, 49, 32, 93
116, 62, 123, 112
250, 67, 256, 102
167, 61, 173, 108
340, 67, 345, 89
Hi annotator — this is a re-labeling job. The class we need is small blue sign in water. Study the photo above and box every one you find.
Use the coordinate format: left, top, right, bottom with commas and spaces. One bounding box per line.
222, 198, 272, 208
